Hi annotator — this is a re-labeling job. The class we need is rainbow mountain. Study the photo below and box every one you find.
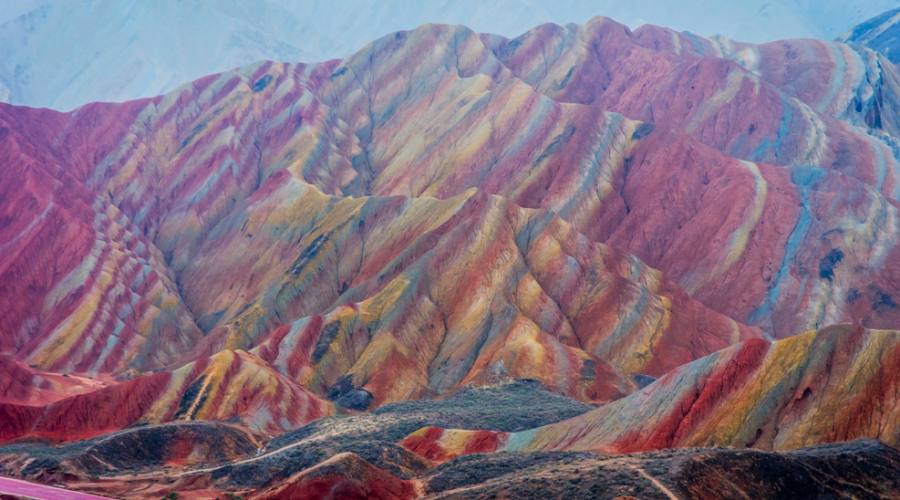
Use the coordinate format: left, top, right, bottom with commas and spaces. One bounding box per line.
0, 13, 898, 499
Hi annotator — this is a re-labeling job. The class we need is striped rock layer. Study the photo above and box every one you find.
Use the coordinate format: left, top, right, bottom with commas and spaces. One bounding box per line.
0, 349, 331, 442
0, 17, 899, 442
402, 325, 899, 461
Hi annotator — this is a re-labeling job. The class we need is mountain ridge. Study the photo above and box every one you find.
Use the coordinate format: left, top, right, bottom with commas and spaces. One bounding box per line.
2, 0, 898, 110
0, 12, 899, 498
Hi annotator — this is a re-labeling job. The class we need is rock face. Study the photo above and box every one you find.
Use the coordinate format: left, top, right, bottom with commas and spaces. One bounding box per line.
2, 38, 779, 421
1, 13, 899, 499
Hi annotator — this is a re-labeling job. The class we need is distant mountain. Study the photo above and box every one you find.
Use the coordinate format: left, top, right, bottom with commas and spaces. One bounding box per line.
1, 0, 898, 110
844, 7, 900, 63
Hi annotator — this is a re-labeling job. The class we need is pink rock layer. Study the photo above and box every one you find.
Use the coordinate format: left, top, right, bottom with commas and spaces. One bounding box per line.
402, 325, 899, 462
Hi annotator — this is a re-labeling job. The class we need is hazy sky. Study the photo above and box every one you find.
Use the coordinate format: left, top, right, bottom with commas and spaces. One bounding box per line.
2, 0, 897, 109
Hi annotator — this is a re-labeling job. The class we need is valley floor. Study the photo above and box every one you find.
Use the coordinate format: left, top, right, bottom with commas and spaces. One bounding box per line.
1, 381, 898, 499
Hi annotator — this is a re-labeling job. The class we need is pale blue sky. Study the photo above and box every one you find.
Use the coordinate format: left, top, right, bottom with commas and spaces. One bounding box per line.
2, 0, 897, 109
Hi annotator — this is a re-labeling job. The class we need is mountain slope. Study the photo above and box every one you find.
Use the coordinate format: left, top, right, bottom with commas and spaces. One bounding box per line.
0, 15, 899, 498
2, 17, 900, 420
3, 20, 897, 382
0, 349, 332, 442
2, 39, 772, 410
0, 102, 204, 374
404, 325, 899, 459
419, 441, 900, 499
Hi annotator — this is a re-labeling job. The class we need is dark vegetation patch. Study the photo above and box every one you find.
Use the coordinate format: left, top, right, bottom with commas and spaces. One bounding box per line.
632, 373, 657, 388
631, 122, 655, 140
197, 309, 226, 332
556, 65, 576, 90
0, 422, 257, 479
69, 422, 257, 474
173, 376, 207, 420
220, 381, 593, 488
675, 440, 900, 499
311, 322, 342, 363
872, 287, 898, 311
496, 37, 524, 60
425, 451, 600, 493
179, 122, 206, 149
329, 67, 348, 79
818, 248, 844, 281
533, 126, 576, 166
427, 440, 900, 499
251, 74, 273, 92
289, 234, 327, 275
